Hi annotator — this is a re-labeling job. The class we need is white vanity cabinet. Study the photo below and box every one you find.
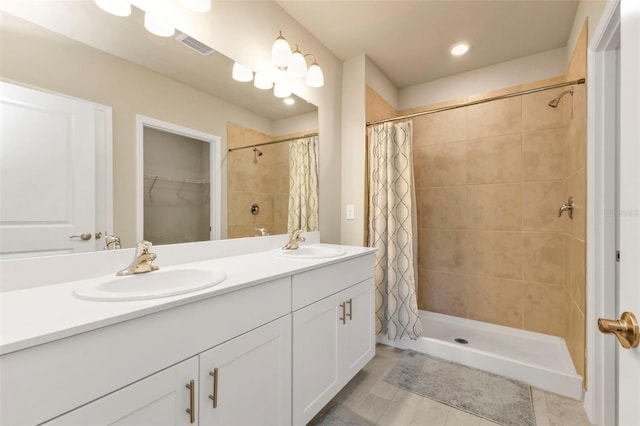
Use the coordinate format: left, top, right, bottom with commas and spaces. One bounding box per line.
291, 256, 375, 425
43, 357, 200, 426
198, 315, 291, 426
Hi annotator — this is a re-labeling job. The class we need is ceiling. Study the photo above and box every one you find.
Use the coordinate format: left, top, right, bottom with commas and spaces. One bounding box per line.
276, 0, 580, 89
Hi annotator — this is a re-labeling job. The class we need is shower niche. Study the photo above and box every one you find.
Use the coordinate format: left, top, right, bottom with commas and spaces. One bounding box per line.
139, 118, 220, 245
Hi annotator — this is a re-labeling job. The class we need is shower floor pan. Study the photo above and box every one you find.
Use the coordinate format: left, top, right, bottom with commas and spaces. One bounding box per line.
376, 310, 583, 400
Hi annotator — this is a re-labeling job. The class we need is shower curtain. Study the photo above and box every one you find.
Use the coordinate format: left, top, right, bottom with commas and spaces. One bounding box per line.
368, 121, 422, 340
288, 136, 319, 233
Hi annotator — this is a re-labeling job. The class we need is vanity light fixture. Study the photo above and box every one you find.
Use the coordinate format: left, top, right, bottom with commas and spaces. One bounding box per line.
274, 83, 292, 98
94, 0, 131, 17
178, 0, 211, 13
270, 31, 324, 88
450, 42, 470, 56
232, 62, 253, 82
144, 12, 175, 37
288, 45, 307, 78
284, 98, 295, 105
272, 31, 292, 68
254, 73, 274, 90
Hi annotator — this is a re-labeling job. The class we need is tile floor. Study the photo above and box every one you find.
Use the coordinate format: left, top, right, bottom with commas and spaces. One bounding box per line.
309, 344, 593, 426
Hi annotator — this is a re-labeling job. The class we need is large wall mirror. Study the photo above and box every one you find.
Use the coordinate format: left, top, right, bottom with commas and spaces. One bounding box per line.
0, 1, 319, 258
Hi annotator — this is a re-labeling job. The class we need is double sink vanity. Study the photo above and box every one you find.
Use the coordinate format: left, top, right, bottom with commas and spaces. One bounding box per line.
0, 234, 376, 425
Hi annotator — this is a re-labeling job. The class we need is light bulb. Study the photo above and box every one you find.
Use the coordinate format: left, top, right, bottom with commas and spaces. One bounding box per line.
284, 98, 295, 105
178, 0, 211, 13
305, 61, 324, 88
450, 42, 470, 56
144, 12, 175, 37
254, 73, 273, 90
232, 62, 253, 82
271, 31, 291, 68
288, 46, 307, 78
273, 83, 292, 98
94, 0, 131, 17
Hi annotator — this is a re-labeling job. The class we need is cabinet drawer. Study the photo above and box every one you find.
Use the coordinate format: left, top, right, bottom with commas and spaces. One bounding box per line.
292, 255, 374, 311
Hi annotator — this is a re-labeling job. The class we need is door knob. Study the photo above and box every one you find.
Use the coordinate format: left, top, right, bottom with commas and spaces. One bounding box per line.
69, 233, 92, 241
598, 312, 639, 349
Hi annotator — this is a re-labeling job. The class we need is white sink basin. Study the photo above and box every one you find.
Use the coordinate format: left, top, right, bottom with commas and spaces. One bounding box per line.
272, 245, 346, 260
73, 267, 226, 302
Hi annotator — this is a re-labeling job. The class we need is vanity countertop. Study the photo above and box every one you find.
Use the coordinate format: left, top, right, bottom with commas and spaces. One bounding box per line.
0, 244, 375, 355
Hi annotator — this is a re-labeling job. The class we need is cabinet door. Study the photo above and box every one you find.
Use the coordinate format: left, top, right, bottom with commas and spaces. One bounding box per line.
341, 278, 376, 382
292, 294, 341, 425
43, 357, 198, 426
198, 315, 291, 426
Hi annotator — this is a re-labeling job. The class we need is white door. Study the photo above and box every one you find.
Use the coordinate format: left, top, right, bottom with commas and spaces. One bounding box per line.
0, 81, 96, 257
617, 0, 640, 423
342, 279, 375, 382
198, 316, 291, 426
43, 357, 198, 425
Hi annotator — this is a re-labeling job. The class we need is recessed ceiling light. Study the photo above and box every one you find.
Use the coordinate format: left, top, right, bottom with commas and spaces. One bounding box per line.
284, 98, 295, 105
450, 42, 470, 56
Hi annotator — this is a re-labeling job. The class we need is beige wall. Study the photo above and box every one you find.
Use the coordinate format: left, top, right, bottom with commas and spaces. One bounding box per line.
226, 123, 290, 238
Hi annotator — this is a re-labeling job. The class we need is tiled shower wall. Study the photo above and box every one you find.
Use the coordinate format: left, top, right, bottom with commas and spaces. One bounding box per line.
227, 122, 289, 238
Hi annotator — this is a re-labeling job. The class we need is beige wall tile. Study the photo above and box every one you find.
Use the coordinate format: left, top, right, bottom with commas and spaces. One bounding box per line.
418, 269, 468, 317
413, 142, 467, 188
419, 187, 467, 229
419, 229, 469, 273
412, 107, 467, 146
523, 128, 566, 181
570, 237, 586, 314
563, 234, 572, 291
522, 87, 569, 131
567, 300, 585, 380
366, 86, 398, 123
467, 276, 523, 328
466, 231, 522, 279
467, 183, 522, 231
524, 282, 565, 336
522, 181, 564, 232
468, 97, 521, 139
466, 134, 522, 184
569, 168, 586, 241
523, 232, 564, 285
227, 191, 256, 226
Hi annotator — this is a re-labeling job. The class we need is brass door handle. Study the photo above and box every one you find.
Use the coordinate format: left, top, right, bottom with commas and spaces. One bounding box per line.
598, 312, 639, 349
69, 232, 92, 241
185, 380, 195, 423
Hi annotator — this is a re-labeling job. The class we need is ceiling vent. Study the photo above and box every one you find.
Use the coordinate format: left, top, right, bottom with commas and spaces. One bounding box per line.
175, 33, 215, 56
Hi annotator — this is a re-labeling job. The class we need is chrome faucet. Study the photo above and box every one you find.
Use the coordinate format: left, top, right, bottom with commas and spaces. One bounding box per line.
255, 227, 269, 236
282, 230, 305, 250
116, 240, 159, 276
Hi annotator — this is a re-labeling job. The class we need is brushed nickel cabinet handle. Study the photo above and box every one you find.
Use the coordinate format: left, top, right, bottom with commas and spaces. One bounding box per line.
185, 380, 195, 423
339, 302, 346, 324
346, 298, 353, 320
209, 368, 218, 408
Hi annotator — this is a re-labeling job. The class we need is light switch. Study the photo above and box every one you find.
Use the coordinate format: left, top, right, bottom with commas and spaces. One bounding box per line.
346, 204, 355, 220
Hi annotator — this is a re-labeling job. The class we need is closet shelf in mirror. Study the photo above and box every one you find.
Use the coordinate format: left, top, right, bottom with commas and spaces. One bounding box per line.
145, 174, 210, 196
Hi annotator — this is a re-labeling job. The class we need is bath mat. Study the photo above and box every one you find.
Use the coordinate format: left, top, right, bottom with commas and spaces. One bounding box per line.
384, 351, 535, 426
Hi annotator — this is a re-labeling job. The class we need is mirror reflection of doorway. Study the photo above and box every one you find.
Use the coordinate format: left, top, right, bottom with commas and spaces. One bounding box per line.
136, 116, 220, 244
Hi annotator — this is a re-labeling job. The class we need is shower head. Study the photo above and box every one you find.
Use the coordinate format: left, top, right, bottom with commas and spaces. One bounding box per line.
548, 87, 574, 108
253, 147, 263, 156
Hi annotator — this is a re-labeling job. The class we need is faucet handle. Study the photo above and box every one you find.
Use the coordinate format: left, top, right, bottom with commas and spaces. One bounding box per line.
136, 240, 153, 255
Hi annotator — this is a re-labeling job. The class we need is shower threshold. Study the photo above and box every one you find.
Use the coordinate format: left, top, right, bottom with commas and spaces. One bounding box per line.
376, 310, 583, 400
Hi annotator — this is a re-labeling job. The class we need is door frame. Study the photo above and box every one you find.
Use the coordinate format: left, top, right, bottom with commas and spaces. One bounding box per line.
585, 1, 620, 424
135, 115, 222, 242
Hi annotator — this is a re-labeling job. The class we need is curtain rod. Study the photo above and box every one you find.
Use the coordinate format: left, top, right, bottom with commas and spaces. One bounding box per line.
366, 78, 586, 126
227, 132, 318, 152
